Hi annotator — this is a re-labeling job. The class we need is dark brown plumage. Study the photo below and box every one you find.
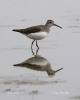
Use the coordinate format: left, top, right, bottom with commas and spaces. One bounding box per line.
13, 25, 50, 35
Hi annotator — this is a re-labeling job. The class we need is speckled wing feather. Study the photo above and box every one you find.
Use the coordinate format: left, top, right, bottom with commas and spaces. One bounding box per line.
13, 25, 45, 34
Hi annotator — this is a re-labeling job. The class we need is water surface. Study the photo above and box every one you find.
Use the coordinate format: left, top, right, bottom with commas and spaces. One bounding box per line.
0, 0, 80, 100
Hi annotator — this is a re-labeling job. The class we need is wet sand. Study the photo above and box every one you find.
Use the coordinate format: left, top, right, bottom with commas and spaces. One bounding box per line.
0, 0, 80, 100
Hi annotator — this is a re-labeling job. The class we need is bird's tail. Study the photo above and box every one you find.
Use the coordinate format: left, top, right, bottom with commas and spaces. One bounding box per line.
13, 63, 20, 66
13, 29, 26, 34
13, 29, 21, 32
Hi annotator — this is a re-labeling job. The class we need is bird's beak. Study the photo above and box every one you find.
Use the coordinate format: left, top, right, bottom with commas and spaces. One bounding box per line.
54, 24, 62, 29
55, 68, 63, 73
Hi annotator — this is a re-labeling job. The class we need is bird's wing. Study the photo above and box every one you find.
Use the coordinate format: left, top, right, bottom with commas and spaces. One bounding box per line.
13, 25, 44, 34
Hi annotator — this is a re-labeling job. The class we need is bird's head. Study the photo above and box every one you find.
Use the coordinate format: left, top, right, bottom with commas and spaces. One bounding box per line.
46, 20, 62, 29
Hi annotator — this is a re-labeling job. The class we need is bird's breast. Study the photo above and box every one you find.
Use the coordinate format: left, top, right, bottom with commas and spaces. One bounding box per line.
26, 32, 48, 40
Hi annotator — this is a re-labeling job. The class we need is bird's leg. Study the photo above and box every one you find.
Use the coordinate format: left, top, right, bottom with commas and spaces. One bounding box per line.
31, 40, 35, 50
36, 46, 39, 55
31, 47, 35, 55
36, 40, 39, 49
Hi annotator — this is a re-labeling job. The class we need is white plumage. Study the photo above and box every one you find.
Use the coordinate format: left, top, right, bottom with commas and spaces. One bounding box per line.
26, 32, 47, 40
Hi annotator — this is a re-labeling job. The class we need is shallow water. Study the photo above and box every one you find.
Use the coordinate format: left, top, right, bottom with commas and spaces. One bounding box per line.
0, 0, 80, 100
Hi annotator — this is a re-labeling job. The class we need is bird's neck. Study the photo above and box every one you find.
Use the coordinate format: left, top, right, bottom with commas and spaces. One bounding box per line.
45, 24, 52, 28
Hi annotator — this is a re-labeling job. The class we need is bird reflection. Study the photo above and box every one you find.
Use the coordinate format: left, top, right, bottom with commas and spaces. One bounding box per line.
13, 48, 63, 76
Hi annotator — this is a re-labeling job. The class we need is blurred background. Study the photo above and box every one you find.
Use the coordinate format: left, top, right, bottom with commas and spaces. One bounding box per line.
0, 0, 80, 100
